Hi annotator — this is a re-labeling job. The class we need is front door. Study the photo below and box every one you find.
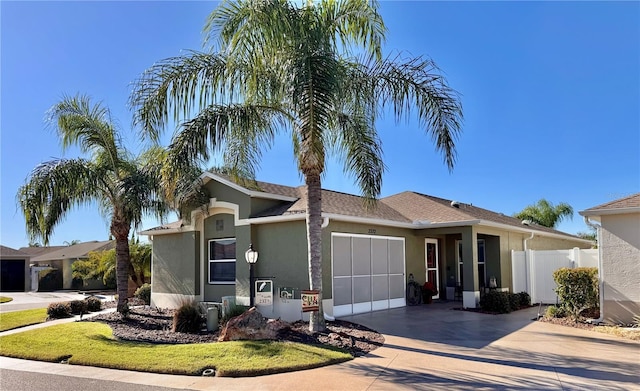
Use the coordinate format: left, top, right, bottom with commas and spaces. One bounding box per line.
425, 239, 440, 299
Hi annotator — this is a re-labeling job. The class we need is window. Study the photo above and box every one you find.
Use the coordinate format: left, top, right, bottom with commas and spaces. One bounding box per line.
208, 238, 236, 284
456, 239, 487, 288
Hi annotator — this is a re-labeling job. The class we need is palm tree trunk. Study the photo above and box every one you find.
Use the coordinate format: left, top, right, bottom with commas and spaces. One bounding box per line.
305, 172, 326, 332
112, 220, 131, 314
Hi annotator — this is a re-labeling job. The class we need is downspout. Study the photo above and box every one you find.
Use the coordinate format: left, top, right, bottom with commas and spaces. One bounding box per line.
320, 216, 335, 321
584, 216, 604, 324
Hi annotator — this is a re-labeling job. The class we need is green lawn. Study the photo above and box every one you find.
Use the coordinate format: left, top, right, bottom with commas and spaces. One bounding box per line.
0, 322, 352, 377
0, 296, 13, 304
0, 308, 48, 332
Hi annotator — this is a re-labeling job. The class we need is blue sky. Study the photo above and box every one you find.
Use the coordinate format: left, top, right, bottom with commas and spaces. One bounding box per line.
1, 1, 638, 249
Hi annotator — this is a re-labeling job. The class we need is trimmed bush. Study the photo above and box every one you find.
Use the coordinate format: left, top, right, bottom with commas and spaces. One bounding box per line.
47, 302, 71, 319
517, 292, 531, 307
68, 300, 88, 315
85, 296, 102, 312
553, 267, 599, 318
172, 301, 203, 333
508, 293, 520, 312
480, 291, 511, 313
134, 283, 151, 305
545, 305, 565, 318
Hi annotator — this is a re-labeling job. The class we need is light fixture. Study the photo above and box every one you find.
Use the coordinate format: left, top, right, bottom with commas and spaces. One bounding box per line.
245, 243, 258, 264
245, 244, 258, 307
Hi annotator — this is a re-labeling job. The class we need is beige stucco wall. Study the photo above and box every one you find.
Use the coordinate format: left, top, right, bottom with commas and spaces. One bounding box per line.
600, 213, 640, 324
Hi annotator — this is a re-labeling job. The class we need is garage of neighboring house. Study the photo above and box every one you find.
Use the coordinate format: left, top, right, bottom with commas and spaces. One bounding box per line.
332, 233, 406, 317
0, 245, 30, 292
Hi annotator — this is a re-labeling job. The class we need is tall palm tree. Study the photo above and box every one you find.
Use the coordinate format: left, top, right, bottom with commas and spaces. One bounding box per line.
18, 95, 168, 313
514, 199, 574, 228
130, 0, 463, 331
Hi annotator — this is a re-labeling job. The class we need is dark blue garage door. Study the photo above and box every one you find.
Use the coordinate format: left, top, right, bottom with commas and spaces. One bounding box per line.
1, 260, 26, 291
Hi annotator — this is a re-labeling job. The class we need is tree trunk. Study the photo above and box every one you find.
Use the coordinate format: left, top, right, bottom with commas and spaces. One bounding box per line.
112, 219, 131, 314
305, 172, 326, 332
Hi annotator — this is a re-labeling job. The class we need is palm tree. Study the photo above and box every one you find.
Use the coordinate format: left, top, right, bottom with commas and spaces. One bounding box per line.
130, 0, 463, 331
514, 199, 574, 228
17, 95, 168, 314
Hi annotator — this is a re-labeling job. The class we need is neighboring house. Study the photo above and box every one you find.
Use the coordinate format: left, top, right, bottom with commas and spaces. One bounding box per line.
0, 246, 31, 291
141, 172, 591, 320
580, 193, 640, 325
27, 240, 115, 290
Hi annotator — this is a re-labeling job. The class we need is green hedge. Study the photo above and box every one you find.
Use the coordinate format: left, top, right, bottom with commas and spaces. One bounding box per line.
553, 267, 599, 318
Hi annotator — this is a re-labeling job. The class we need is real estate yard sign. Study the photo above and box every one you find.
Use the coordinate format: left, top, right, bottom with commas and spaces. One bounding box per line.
301, 290, 319, 312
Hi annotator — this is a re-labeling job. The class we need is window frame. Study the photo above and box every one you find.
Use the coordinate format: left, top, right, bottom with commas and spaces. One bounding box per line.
208, 238, 236, 285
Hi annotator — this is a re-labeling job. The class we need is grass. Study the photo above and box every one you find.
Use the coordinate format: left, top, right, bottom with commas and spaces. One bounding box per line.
0, 322, 352, 377
0, 296, 13, 304
0, 308, 48, 332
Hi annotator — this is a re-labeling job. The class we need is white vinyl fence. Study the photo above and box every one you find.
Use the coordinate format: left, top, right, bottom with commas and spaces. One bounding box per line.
512, 248, 598, 304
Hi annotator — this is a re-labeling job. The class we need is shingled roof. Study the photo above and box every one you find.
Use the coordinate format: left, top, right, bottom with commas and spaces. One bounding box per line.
0, 245, 30, 258
141, 173, 584, 240
30, 240, 115, 262
580, 193, 640, 216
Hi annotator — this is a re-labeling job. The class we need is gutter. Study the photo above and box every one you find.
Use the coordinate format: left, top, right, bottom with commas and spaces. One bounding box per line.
584, 216, 605, 324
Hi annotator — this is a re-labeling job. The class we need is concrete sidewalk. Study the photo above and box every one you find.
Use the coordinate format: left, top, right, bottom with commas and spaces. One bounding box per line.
1, 304, 639, 390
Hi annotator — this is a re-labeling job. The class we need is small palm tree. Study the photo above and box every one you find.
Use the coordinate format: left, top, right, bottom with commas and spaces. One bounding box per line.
130, 0, 463, 331
514, 199, 574, 228
17, 95, 168, 313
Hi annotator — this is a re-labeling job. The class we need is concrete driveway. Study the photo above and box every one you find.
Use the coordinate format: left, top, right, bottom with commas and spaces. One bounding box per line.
1, 302, 638, 390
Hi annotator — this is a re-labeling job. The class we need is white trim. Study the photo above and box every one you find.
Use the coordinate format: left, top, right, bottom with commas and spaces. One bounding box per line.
425, 238, 440, 299
389, 298, 405, 308
237, 213, 307, 226
333, 304, 352, 317
477, 220, 592, 244
200, 172, 298, 202
579, 207, 640, 217
332, 232, 408, 241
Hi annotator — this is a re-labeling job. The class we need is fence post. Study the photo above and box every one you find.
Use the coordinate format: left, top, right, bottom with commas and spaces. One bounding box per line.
572, 247, 580, 268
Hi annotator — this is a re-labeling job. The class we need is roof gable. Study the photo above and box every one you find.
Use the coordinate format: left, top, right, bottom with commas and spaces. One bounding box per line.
581, 193, 640, 216
0, 245, 29, 258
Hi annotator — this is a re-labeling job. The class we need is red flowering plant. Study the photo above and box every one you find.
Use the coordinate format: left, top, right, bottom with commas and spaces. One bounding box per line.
423, 281, 438, 296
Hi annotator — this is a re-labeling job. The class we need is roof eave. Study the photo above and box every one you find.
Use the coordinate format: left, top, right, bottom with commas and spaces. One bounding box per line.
200, 172, 298, 202
579, 207, 640, 217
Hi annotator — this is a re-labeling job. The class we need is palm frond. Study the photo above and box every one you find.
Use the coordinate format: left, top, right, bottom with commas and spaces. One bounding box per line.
17, 158, 102, 244
129, 51, 229, 142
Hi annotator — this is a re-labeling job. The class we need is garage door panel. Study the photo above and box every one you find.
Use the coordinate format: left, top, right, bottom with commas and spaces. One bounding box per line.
389, 274, 405, 299
371, 239, 388, 274
389, 240, 404, 274
352, 238, 371, 275
372, 275, 389, 301
333, 277, 352, 306
352, 276, 371, 303
332, 236, 352, 277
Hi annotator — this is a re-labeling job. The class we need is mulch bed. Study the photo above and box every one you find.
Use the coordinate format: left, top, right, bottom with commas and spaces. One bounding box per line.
86, 307, 384, 357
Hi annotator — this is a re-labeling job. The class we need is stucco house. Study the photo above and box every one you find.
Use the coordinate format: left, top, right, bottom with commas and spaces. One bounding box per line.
580, 193, 640, 325
28, 240, 115, 291
141, 172, 591, 320
0, 245, 31, 291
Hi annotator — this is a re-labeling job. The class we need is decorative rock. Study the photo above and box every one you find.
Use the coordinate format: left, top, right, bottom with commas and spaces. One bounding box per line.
218, 307, 290, 342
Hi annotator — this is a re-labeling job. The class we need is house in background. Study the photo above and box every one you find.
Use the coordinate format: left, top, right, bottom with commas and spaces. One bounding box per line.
141, 172, 591, 320
0, 246, 31, 291
27, 240, 115, 291
580, 193, 640, 325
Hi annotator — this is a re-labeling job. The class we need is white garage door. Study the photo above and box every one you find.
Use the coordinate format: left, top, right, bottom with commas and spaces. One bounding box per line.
332, 233, 405, 317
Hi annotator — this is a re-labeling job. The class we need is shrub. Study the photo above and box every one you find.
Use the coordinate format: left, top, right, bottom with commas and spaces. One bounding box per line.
47, 302, 71, 319
172, 301, 203, 333
38, 269, 63, 292
68, 300, 88, 315
508, 293, 520, 312
85, 296, 102, 312
517, 292, 531, 307
545, 305, 566, 318
553, 267, 599, 318
222, 305, 249, 324
480, 291, 511, 313
134, 283, 151, 305
117, 301, 130, 318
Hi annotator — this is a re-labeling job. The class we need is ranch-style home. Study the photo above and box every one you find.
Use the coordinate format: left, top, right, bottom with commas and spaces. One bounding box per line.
580, 193, 640, 325
141, 172, 591, 320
